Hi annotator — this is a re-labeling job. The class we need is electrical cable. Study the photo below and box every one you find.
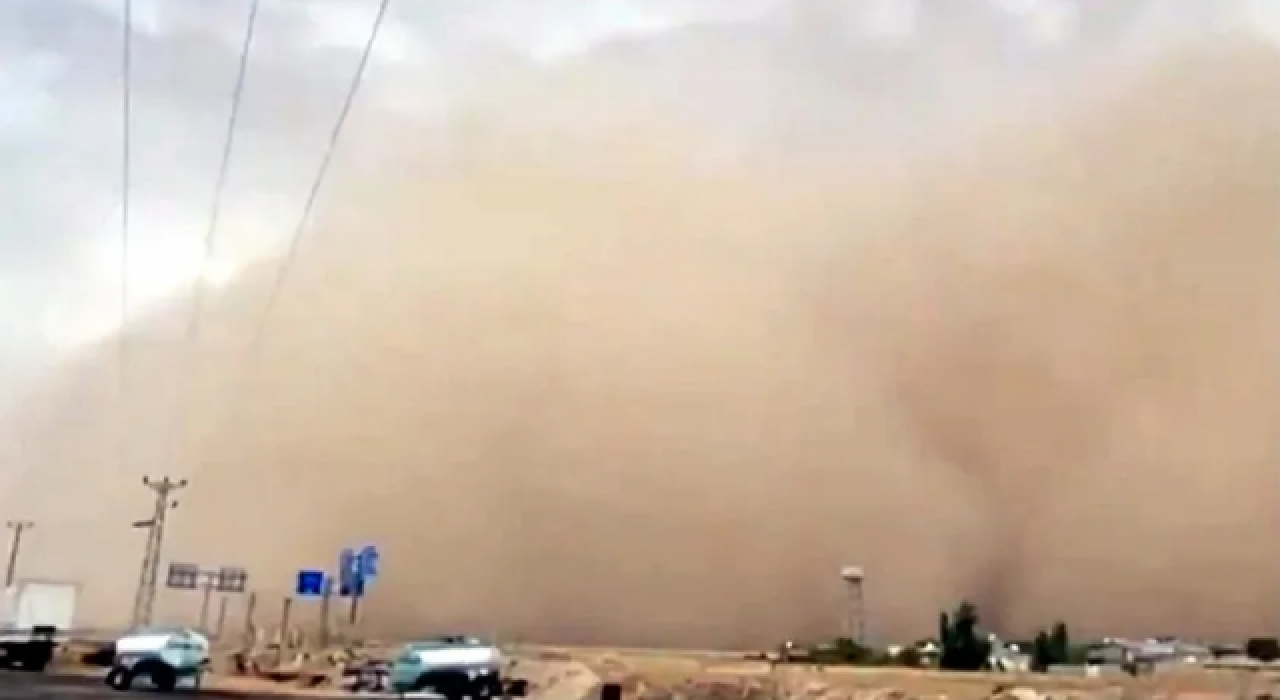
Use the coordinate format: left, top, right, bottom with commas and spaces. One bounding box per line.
250, 0, 392, 344
187, 0, 262, 341
118, 0, 133, 474
119, 0, 147, 628
165, 0, 263, 475
208, 0, 391, 442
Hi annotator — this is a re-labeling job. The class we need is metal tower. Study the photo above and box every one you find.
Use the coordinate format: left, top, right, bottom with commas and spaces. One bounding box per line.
130, 476, 187, 628
840, 565, 866, 644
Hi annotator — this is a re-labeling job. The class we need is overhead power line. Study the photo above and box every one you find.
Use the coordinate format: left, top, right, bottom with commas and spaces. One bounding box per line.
118, 0, 134, 475
208, 0, 391, 439
166, 0, 262, 458
251, 0, 392, 342
187, 0, 262, 342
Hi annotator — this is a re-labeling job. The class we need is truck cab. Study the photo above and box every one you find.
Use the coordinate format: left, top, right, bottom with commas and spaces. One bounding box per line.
0, 580, 78, 671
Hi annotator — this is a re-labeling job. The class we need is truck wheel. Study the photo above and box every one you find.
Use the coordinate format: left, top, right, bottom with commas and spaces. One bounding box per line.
150, 665, 177, 692
476, 676, 503, 698
106, 667, 135, 691
417, 672, 469, 700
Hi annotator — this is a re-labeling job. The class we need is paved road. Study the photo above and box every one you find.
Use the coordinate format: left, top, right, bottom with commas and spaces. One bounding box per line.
0, 671, 344, 700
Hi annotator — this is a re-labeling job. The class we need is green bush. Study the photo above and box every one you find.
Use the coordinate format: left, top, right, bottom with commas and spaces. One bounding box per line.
810, 637, 879, 665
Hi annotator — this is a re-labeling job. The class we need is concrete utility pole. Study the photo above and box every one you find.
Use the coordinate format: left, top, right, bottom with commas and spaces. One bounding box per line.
4, 520, 33, 587
130, 476, 188, 628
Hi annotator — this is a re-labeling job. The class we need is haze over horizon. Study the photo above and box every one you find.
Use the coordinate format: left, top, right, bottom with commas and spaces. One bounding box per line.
0, 0, 1277, 647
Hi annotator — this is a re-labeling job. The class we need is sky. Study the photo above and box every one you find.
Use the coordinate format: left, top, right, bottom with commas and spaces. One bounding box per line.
1, 0, 1273, 383
0, 0, 1271, 472
0, 0, 1276, 642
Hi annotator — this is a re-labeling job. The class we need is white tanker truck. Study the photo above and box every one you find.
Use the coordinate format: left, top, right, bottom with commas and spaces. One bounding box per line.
388, 635, 526, 698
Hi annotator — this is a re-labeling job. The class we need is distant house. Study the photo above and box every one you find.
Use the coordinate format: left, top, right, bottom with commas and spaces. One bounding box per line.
1086, 637, 1214, 669
986, 634, 1030, 672
886, 636, 1027, 672
1086, 640, 1133, 666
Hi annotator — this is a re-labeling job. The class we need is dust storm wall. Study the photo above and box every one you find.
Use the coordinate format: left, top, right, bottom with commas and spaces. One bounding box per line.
0, 31, 1277, 645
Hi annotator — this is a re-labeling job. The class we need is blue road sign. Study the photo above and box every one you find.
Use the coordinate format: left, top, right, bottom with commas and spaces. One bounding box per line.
296, 570, 326, 597
335, 545, 379, 597
359, 545, 380, 579
339, 548, 356, 588
338, 579, 365, 598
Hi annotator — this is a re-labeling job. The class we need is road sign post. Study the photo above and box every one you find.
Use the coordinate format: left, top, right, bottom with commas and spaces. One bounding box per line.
295, 569, 333, 646
279, 596, 293, 648
319, 576, 334, 647
198, 575, 215, 631
335, 545, 378, 627
356, 545, 378, 625
215, 595, 229, 638
340, 548, 360, 626
294, 545, 380, 639
243, 592, 258, 648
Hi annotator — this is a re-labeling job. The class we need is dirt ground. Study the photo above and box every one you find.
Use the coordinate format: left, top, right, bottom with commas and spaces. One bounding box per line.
551, 648, 1277, 700
53, 640, 1278, 700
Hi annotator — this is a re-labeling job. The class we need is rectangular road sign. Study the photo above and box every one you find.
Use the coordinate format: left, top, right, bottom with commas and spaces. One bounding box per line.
339, 549, 356, 588
215, 567, 248, 593
296, 570, 326, 597
166, 562, 200, 590
337, 545, 379, 597
359, 545, 379, 579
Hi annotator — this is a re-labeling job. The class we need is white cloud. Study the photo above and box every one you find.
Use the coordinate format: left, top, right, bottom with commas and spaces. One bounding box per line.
993, 0, 1079, 45
0, 53, 63, 136
1, 0, 1276, 393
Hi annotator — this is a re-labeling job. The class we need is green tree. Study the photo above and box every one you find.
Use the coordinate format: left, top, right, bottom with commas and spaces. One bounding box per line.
1245, 638, 1280, 662
1049, 622, 1070, 664
1030, 630, 1054, 672
1028, 621, 1072, 672
938, 601, 992, 671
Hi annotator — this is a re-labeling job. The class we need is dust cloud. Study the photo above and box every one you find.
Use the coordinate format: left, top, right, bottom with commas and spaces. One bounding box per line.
1, 9, 1278, 648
